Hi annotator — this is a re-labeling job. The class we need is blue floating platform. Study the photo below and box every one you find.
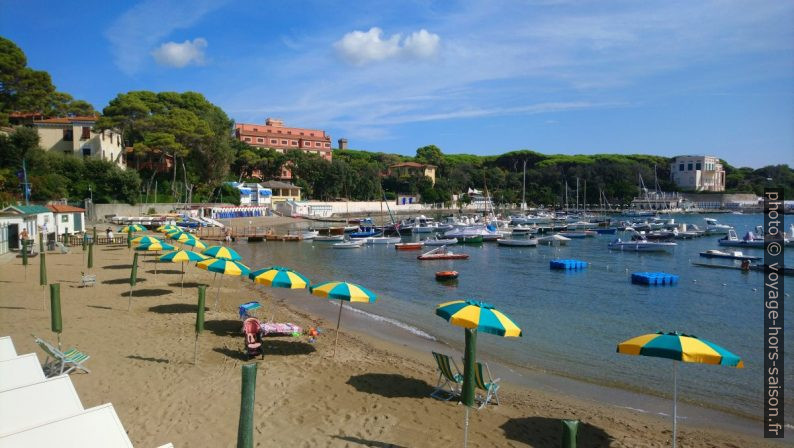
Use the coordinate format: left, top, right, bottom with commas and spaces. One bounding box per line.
631, 272, 679, 286
550, 259, 588, 270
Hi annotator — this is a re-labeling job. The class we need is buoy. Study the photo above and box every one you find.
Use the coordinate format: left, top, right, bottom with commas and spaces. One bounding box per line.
435, 271, 459, 281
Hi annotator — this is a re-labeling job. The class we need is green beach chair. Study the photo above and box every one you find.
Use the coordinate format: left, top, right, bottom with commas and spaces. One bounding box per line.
33, 336, 91, 377
473, 361, 500, 409
431, 351, 463, 400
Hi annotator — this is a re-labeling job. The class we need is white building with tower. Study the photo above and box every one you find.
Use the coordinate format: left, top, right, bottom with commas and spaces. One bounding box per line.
669, 155, 725, 192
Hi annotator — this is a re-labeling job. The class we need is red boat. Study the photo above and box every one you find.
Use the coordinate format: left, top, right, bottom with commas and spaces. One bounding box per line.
395, 242, 424, 251
417, 246, 470, 260
435, 270, 459, 281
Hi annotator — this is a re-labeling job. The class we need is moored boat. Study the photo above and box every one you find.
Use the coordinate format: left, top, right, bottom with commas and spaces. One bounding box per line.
699, 249, 761, 261
435, 270, 459, 281
718, 229, 764, 248
332, 240, 364, 249
395, 242, 424, 251
314, 235, 345, 242
457, 235, 483, 244
418, 246, 470, 260
364, 236, 402, 244
497, 238, 538, 247
536, 234, 571, 246
422, 236, 459, 246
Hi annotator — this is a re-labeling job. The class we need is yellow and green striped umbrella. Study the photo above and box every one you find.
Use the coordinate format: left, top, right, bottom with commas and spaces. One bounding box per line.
131, 235, 162, 245
119, 224, 146, 233
197, 258, 250, 309
309, 281, 376, 302
618, 332, 743, 448
310, 281, 377, 358
202, 245, 241, 261
157, 224, 180, 233
250, 266, 310, 289
135, 241, 175, 252
436, 299, 522, 443
159, 250, 209, 294
182, 238, 207, 250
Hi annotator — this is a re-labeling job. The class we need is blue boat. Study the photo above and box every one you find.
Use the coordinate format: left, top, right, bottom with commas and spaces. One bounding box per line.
595, 228, 617, 235
349, 218, 380, 238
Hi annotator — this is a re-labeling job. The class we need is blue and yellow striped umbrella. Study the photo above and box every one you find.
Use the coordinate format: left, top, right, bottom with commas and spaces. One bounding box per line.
182, 237, 207, 250
134, 241, 175, 251
436, 299, 522, 337
310, 281, 377, 358
197, 258, 250, 276
436, 299, 522, 440
198, 258, 250, 309
250, 266, 310, 289
159, 250, 208, 263
309, 281, 376, 303
157, 224, 180, 233
202, 245, 241, 261
119, 224, 146, 233
618, 331, 743, 448
131, 235, 162, 246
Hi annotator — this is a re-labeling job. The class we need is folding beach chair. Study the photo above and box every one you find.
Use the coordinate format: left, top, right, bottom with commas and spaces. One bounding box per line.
80, 272, 96, 287
473, 361, 501, 409
431, 351, 463, 400
32, 336, 90, 377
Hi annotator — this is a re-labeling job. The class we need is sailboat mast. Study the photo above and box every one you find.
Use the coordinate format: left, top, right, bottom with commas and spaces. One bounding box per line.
583, 179, 587, 213
576, 177, 579, 212
521, 159, 527, 211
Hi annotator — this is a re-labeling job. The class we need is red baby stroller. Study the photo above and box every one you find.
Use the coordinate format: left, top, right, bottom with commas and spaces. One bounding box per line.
242, 317, 263, 359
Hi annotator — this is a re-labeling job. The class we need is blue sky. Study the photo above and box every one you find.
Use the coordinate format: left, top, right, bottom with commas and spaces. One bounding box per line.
2, 0, 792, 168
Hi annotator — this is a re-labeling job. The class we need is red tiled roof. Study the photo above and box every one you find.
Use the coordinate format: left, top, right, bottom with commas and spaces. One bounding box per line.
34, 115, 99, 124
47, 204, 85, 213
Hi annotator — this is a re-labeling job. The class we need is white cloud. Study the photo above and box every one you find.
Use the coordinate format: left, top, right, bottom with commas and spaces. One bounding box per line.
106, 0, 227, 75
152, 38, 208, 68
334, 27, 440, 65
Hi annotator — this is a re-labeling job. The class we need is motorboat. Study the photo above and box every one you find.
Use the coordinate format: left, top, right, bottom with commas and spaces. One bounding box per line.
314, 235, 345, 242
418, 246, 470, 260
364, 236, 402, 244
558, 231, 596, 238
608, 233, 677, 252
595, 228, 618, 235
422, 236, 459, 246
300, 230, 319, 240
644, 230, 676, 242
699, 249, 761, 261
332, 240, 364, 249
509, 224, 538, 234
536, 234, 571, 246
457, 235, 483, 244
497, 238, 538, 247
704, 218, 733, 235
395, 242, 424, 251
718, 229, 764, 248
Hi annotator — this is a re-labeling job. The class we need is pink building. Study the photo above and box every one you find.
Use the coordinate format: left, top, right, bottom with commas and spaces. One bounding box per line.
235, 118, 332, 162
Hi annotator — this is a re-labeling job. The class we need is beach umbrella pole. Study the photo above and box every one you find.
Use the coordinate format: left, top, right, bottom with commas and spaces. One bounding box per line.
214, 274, 222, 310
461, 328, 477, 447
237, 363, 257, 448
673, 360, 678, 448
180, 261, 185, 296
333, 300, 343, 359
195, 285, 206, 365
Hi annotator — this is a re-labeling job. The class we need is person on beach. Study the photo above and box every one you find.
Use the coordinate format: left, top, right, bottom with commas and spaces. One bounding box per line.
19, 228, 29, 248
106, 227, 114, 241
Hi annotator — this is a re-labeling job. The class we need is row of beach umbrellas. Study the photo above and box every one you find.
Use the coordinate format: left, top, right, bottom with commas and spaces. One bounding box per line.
122, 225, 743, 448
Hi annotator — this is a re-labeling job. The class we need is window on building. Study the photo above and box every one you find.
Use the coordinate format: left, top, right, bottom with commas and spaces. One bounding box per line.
315, 142, 321, 147
81, 126, 91, 140
324, 143, 330, 148
291, 140, 297, 146
63, 129, 73, 141
270, 139, 277, 144
696, 162, 702, 170
82, 147, 91, 157
281, 140, 287, 145
687, 163, 693, 171
303, 141, 310, 147
253, 128, 258, 131
257, 138, 264, 143
244, 137, 252, 142
679, 163, 684, 171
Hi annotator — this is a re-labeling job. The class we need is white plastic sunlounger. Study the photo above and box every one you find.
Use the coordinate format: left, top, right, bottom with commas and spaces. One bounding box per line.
0, 375, 84, 436
0, 354, 45, 392
0, 403, 134, 448
0, 337, 16, 361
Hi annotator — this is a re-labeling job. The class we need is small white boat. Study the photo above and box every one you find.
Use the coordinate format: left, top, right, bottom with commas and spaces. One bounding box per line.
300, 230, 319, 240
537, 234, 571, 246
718, 229, 764, 248
509, 224, 538, 234
497, 238, 538, 247
423, 237, 459, 246
364, 236, 402, 244
332, 240, 364, 249
608, 237, 677, 252
704, 218, 733, 235
314, 235, 345, 242
699, 249, 760, 261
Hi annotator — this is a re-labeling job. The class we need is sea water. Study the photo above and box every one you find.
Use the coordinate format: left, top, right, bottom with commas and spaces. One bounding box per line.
234, 213, 793, 424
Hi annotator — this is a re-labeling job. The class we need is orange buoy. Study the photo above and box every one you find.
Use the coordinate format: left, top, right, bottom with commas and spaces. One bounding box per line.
435, 270, 459, 281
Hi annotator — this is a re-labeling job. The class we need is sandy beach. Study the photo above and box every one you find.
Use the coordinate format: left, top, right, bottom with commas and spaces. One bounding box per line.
0, 240, 779, 447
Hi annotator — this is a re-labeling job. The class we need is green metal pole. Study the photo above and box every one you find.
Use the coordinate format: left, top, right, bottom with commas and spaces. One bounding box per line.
562, 420, 579, 448
236, 363, 257, 448
50, 283, 62, 349
39, 233, 47, 286
195, 285, 206, 365
92, 226, 97, 242
128, 252, 139, 311
87, 242, 93, 268
462, 328, 477, 447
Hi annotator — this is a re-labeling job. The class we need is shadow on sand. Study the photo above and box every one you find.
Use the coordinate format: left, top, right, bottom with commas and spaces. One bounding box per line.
103, 277, 146, 285
86, 305, 114, 310
167, 281, 208, 289
346, 373, 435, 399
122, 288, 172, 298
146, 269, 183, 275
127, 355, 170, 364
260, 339, 316, 356
500, 416, 613, 447
103, 264, 133, 270
205, 319, 243, 337
148, 303, 208, 314
331, 436, 407, 448
212, 346, 252, 361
